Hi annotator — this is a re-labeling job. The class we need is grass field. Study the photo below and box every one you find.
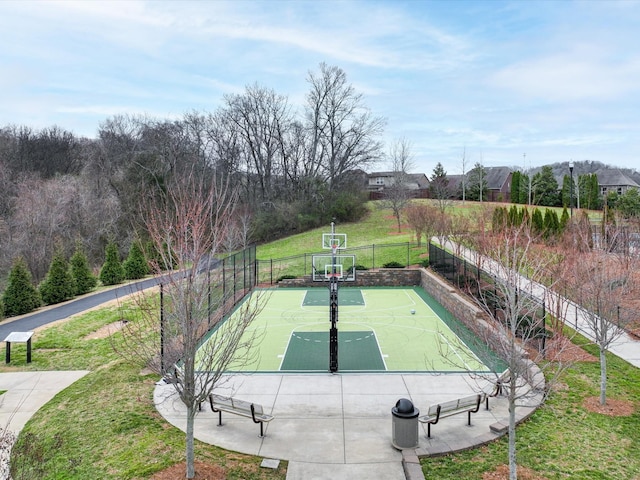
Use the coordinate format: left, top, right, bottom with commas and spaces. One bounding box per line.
200, 287, 499, 373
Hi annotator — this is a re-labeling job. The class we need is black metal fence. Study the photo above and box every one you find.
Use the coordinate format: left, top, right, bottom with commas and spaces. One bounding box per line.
428, 241, 548, 349
256, 242, 424, 284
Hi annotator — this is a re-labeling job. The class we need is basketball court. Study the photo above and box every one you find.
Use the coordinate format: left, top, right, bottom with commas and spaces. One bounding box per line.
198, 286, 503, 374
198, 225, 502, 375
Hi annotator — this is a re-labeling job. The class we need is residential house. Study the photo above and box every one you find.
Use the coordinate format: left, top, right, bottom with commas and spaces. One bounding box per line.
367, 171, 430, 199
595, 168, 640, 197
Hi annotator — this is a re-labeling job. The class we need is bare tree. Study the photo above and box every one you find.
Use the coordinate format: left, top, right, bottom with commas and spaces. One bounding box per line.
404, 202, 439, 247
114, 171, 265, 479
454, 224, 573, 480
305, 62, 385, 190
460, 147, 467, 204
223, 83, 291, 204
379, 138, 414, 232
565, 220, 637, 405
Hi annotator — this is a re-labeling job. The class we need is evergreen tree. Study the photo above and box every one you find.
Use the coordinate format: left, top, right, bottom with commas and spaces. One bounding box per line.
492, 206, 508, 233
100, 242, 125, 286
0, 297, 4, 319
521, 206, 530, 227
532, 166, 559, 206
510, 171, 521, 204
70, 243, 97, 295
507, 205, 521, 227
519, 173, 530, 204
531, 208, 544, 235
39, 249, 76, 305
124, 241, 149, 280
430, 162, 450, 212
614, 188, 640, 218
2, 257, 41, 317
560, 207, 570, 232
589, 174, 601, 210
543, 208, 560, 239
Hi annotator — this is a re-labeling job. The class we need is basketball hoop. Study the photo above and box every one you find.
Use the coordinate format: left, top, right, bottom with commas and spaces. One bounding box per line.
331, 244, 338, 255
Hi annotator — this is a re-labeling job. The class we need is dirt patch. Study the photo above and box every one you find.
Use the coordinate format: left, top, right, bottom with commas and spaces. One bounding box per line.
583, 396, 636, 416
84, 320, 128, 340
483, 464, 547, 480
150, 461, 225, 480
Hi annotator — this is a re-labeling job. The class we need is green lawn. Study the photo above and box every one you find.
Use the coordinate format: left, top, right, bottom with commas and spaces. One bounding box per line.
422, 337, 640, 479
1, 305, 287, 480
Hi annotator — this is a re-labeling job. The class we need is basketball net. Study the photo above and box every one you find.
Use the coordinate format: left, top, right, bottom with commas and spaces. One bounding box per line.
331, 243, 338, 255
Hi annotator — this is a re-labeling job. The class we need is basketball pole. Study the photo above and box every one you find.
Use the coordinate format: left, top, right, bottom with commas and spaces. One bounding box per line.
329, 220, 339, 373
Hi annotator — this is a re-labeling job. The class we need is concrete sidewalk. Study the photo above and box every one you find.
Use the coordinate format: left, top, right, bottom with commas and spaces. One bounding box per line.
155, 372, 541, 480
0, 371, 90, 433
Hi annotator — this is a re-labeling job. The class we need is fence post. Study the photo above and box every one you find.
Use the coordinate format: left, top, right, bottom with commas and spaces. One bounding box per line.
270, 258, 273, 285
407, 242, 410, 267
372, 244, 375, 270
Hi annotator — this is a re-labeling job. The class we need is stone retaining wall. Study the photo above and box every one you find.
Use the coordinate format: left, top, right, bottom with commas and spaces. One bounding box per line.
277, 268, 422, 288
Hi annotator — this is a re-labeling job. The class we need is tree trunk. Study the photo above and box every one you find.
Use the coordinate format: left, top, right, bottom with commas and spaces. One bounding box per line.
508, 386, 518, 480
186, 405, 196, 479
600, 347, 607, 406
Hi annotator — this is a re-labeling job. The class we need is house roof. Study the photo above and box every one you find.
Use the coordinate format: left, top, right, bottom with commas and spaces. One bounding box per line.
594, 168, 640, 188
484, 166, 512, 190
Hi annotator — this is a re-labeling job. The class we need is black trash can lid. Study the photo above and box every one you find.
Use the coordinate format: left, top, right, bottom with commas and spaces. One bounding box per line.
392, 398, 419, 418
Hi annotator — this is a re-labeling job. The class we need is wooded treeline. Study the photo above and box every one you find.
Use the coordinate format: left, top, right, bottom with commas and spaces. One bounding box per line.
0, 63, 384, 288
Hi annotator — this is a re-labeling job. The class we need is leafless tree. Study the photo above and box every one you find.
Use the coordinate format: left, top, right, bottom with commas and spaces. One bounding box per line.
114, 171, 265, 479
379, 138, 414, 232
404, 202, 439, 247
305, 62, 385, 190
564, 220, 637, 405
222, 83, 291, 204
446, 224, 574, 480
460, 147, 468, 204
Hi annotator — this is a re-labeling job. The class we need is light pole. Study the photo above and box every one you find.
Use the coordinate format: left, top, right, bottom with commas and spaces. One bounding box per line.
569, 160, 574, 218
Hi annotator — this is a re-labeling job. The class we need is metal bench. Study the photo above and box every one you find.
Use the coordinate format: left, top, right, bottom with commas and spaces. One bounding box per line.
419, 393, 483, 438
482, 370, 511, 409
208, 394, 274, 437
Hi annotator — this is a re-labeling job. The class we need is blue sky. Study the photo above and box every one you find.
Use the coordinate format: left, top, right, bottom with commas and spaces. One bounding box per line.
1, 0, 639, 175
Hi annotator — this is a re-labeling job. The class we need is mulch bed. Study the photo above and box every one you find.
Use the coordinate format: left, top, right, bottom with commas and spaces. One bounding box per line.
151, 461, 226, 480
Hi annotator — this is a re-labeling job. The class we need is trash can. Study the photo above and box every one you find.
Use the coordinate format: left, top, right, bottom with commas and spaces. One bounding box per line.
391, 398, 419, 449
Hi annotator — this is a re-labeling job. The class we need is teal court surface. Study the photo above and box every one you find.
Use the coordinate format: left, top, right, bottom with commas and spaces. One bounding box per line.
200, 287, 502, 374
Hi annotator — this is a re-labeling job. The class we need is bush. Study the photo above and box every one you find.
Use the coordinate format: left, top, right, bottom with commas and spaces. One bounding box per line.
100, 242, 125, 286
419, 258, 429, 268
2, 258, 41, 317
70, 243, 97, 295
277, 275, 297, 282
39, 249, 76, 305
123, 241, 149, 280
382, 261, 404, 268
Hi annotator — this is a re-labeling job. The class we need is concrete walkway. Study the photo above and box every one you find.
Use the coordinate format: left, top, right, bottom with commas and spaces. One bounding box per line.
155, 372, 541, 480
436, 239, 640, 369
0, 371, 90, 433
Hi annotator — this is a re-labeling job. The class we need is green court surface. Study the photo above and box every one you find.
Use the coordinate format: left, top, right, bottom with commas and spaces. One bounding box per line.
201, 287, 502, 373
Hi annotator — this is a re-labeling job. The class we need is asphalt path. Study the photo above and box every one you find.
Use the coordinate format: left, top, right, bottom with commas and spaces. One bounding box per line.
0, 277, 160, 340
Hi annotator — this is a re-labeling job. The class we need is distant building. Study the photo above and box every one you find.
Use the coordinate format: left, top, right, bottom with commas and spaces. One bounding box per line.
595, 168, 640, 197
484, 166, 513, 202
442, 167, 512, 202
366, 171, 430, 199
